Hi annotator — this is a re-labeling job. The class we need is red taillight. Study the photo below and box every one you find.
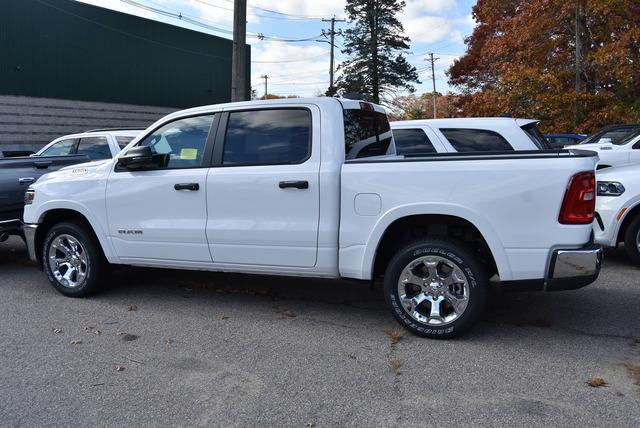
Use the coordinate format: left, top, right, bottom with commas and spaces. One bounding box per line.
559, 171, 595, 224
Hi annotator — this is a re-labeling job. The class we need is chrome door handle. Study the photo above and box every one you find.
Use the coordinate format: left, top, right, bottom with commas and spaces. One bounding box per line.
19, 177, 35, 185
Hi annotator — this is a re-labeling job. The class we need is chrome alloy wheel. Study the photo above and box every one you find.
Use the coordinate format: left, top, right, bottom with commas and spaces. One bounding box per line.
48, 234, 88, 288
397, 255, 470, 326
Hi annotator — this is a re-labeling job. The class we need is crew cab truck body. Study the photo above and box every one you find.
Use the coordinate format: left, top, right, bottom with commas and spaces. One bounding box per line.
23, 98, 602, 338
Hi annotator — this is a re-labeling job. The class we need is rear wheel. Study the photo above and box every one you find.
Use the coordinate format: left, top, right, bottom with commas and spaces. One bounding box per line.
623, 215, 640, 265
383, 238, 488, 339
42, 221, 107, 297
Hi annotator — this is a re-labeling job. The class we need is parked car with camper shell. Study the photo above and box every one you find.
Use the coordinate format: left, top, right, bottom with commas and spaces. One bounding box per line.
23, 98, 601, 339
593, 164, 640, 264
391, 118, 550, 156
0, 129, 141, 241
566, 129, 640, 169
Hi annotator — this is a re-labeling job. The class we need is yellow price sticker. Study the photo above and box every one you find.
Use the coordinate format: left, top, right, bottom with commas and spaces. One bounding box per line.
180, 148, 198, 160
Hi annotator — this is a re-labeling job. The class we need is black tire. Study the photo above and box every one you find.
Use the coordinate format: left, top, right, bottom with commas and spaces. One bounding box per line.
623, 215, 640, 265
383, 238, 488, 339
41, 221, 107, 297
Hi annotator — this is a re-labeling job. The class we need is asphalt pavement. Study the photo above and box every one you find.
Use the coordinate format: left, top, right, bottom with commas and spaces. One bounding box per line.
1, 236, 639, 427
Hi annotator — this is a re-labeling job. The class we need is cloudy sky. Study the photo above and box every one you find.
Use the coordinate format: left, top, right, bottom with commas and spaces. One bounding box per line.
77, 0, 476, 97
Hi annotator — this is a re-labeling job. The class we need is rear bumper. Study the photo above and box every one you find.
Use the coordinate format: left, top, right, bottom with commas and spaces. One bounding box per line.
23, 223, 38, 262
501, 243, 602, 292
546, 244, 602, 291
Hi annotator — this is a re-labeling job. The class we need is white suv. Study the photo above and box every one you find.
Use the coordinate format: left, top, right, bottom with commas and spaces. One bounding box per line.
35, 129, 142, 161
391, 118, 549, 156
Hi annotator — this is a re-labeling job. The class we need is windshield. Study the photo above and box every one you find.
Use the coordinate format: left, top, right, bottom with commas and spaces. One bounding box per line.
580, 126, 640, 145
343, 108, 394, 159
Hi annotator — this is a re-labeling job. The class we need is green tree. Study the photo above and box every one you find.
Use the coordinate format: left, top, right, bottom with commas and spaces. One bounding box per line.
335, 0, 420, 104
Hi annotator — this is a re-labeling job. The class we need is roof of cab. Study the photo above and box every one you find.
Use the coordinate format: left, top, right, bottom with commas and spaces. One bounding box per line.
160, 97, 386, 122
391, 117, 538, 128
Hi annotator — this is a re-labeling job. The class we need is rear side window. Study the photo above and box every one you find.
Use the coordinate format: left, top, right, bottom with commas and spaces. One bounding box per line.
222, 109, 311, 166
344, 109, 393, 159
77, 136, 111, 160
393, 129, 437, 156
40, 139, 78, 156
521, 123, 549, 149
440, 128, 513, 152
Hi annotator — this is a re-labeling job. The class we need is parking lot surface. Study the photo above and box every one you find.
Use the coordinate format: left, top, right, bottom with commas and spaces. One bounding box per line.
1, 236, 639, 427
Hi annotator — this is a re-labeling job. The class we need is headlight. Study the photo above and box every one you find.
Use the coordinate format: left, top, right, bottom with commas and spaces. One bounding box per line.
596, 181, 625, 197
24, 188, 35, 205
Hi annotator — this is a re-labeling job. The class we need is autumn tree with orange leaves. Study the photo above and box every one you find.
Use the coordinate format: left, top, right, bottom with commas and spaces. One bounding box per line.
447, 0, 640, 133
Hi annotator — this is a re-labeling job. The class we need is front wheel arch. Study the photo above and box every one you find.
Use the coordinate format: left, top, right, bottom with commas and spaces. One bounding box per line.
35, 209, 106, 269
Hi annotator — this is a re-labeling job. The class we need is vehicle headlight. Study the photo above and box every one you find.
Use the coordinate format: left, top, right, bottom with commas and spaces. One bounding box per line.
596, 181, 625, 197
24, 188, 35, 205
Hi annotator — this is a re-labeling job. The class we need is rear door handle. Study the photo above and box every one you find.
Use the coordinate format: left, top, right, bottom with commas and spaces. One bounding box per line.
174, 183, 199, 191
279, 180, 309, 189
19, 177, 35, 185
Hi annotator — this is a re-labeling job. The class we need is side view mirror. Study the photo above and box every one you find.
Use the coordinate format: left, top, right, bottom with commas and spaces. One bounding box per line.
116, 146, 167, 170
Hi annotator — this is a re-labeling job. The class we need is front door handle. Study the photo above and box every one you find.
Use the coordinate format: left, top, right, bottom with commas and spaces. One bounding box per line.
174, 183, 199, 191
33, 161, 52, 169
19, 177, 35, 185
279, 180, 309, 189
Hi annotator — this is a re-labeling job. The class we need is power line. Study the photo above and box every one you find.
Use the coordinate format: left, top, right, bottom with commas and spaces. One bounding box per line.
217, 0, 331, 20
251, 53, 329, 63
191, 0, 325, 21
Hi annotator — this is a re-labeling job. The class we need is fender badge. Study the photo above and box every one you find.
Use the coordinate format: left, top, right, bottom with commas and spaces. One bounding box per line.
71, 167, 88, 175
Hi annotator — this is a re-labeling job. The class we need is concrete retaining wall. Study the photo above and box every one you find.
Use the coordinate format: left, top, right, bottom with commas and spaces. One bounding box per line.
0, 95, 177, 152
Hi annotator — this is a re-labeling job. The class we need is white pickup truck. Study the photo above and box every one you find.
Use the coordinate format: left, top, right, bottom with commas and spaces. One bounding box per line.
22, 98, 602, 338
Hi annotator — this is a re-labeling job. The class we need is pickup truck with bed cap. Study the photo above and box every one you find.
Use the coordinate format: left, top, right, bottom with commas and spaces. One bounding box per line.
22, 98, 602, 338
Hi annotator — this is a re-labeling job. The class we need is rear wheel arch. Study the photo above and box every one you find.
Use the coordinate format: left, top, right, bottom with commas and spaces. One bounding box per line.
371, 214, 502, 280
617, 203, 640, 244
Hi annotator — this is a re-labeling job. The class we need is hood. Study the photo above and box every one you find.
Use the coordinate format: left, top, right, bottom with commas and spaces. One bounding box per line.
33, 158, 114, 188
565, 142, 621, 152
58, 159, 112, 171
596, 163, 640, 182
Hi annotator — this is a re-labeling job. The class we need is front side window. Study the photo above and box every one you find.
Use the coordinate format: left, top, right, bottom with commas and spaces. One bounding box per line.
343, 109, 393, 159
138, 115, 214, 168
222, 109, 311, 166
77, 136, 111, 160
116, 136, 136, 150
393, 129, 437, 156
40, 139, 78, 156
440, 128, 513, 152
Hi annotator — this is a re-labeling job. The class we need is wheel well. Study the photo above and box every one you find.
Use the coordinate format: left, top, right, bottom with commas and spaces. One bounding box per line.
617, 204, 640, 244
34, 209, 98, 266
372, 215, 498, 278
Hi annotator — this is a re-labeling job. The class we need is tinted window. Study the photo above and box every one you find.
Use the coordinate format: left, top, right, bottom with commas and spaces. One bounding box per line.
116, 136, 135, 150
344, 109, 393, 159
521, 123, 549, 149
223, 109, 311, 166
440, 128, 513, 152
40, 139, 78, 156
581, 126, 640, 145
393, 129, 437, 156
138, 115, 214, 168
77, 137, 111, 160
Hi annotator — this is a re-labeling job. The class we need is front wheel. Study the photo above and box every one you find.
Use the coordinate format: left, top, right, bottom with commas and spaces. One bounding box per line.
383, 238, 488, 339
42, 221, 107, 297
623, 215, 640, 265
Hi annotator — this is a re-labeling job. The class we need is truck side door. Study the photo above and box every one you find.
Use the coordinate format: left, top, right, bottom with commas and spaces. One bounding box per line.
106, 114, 215, 263
206, 107, 320, 267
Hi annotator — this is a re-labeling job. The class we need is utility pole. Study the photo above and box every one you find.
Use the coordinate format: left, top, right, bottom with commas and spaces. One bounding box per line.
574, 0, 585, 127
231, 0, 247, 102
426, 53, 439, 118
260, 74, 269, 99
320, 16, 345, 94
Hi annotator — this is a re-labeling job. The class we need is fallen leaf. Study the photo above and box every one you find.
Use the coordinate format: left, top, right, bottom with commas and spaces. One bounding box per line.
52, 328, 62, 334
115, 365, 126, 372
587, 378, 607, 387
624, 363, 640, 386
128, 305, 138, 311
83, 325, 95, 332
386, 328, 404, 345
306, 423, 316, 427
389, 358, 402, 375
70, 340, 82, 345
94, 330, 102, 335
